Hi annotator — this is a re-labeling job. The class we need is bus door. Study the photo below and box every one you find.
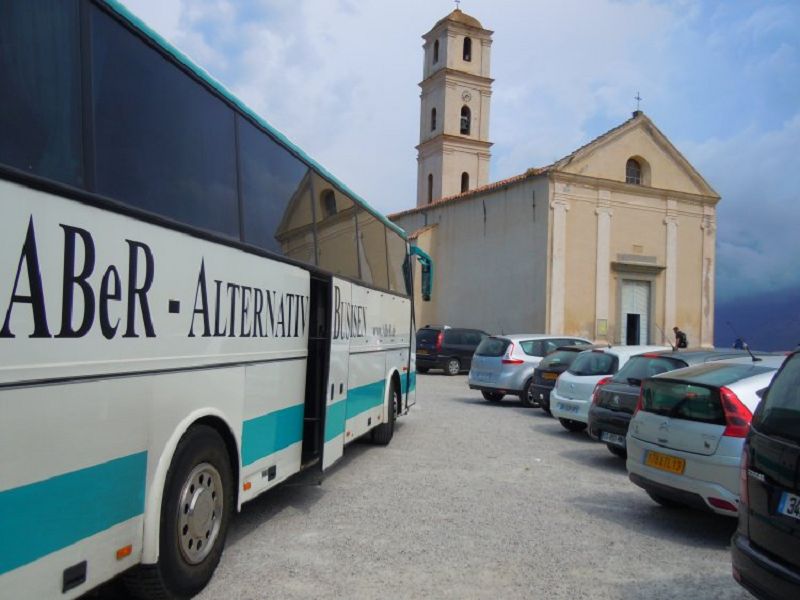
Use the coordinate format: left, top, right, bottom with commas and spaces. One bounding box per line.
322, 278, 351, 470
301, 275, 331, 468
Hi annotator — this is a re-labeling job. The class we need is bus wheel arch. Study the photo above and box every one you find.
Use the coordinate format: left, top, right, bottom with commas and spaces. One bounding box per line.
127, 423, 235, 598
140, 411, 240, 566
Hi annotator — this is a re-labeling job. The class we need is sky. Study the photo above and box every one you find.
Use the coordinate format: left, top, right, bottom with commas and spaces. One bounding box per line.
121, 0, 800, 304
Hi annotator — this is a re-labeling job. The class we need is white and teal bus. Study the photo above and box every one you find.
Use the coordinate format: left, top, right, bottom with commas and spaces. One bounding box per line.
0, 1, 432, 598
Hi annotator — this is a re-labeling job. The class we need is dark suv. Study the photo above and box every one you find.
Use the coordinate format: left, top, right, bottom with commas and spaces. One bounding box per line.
733, 351, 800, 599
416, 326, 488, 375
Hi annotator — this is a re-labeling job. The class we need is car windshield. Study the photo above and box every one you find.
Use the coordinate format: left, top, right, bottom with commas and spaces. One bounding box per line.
475, 337, 510, 357
539, 350, 579, 369
753, 354, 800, 443
568, 351, 617, 376
640, 380, 724, 425
612, 356, 685, 384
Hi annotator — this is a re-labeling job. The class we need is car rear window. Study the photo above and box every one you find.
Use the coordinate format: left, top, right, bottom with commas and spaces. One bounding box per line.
417, 329, 439, 344
475, 337, 510, 357
539, 350, 580, 369
612, 356, 686, 384
568, 351, 617, 376
640, 380, 724, 425
754, 354, 800, 443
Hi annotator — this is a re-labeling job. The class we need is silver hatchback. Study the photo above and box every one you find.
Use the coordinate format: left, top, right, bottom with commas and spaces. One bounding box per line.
468, 334, 592, 402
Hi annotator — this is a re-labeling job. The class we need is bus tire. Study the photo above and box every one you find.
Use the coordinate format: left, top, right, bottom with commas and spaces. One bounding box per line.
371, 381, 398, 446
125, 425, 234, 599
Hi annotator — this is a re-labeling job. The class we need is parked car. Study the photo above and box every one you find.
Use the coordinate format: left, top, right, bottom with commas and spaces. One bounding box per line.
627, 356, 783, 516
530, 345, 605, 414
589, 349, 758, 458
416, 326, 488, 375
468, 334, 592, 402
732, 351, 800, 598
550, 345, 668, 432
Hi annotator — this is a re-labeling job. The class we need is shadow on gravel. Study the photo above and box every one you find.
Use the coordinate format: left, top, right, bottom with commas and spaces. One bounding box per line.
530, 422, 596, 444
573, 491, 738, 550
558, 447, 628, 473
84, 432, 389, 600
614, 572, 746, 600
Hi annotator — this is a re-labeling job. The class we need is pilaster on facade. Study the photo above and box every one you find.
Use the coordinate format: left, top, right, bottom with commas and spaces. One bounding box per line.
549, 198, 570, 334
700, 207, 716, 347
663, 214, 679, 335
594, 196, 613, 342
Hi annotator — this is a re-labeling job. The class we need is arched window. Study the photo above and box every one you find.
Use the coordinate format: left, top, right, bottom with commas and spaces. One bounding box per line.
460, 106, 471, 135
463, 37, 472, 62
461, 172, 469, 193
321, 189, 336, 217
626, 158, 642, 185
431, 108, 437, 131
427, 174, 433, 204
433, 39, 439, 64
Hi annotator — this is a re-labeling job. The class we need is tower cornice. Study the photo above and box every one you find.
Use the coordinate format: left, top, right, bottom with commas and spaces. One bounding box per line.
419, 67, 494, 89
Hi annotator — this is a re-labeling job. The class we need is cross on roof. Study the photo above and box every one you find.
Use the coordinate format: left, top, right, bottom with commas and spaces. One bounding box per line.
634, 91, 642, 111
455, 0, 461, 9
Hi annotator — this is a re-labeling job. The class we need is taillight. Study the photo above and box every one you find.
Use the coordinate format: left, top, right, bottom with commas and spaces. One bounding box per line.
591, 376, 613, 405
436, 331, 444, 352
502, 343, 524, 365
739, 442, 749, 508
720, 386, 752, 438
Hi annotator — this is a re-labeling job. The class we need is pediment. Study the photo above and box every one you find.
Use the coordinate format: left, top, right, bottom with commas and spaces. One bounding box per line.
552, 114, 719, 198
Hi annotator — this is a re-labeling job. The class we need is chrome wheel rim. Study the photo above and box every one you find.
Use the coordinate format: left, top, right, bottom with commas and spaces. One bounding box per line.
176, 462, 223, 564
448, 360, 459, 374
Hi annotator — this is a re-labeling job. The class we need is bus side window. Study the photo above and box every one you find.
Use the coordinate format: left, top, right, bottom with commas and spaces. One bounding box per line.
90, 5, 239, 238
386, 230, 408, 294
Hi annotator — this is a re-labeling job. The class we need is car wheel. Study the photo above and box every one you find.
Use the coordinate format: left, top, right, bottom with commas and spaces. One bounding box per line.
417, 367, 429, 374
445, 358, 461, 376
606, 444, 627, 459
124, 425, 233, 599
646, 491, 684, 509
558, 418, 587, 432
481, 391, 504, 402
520, 379, 539, 407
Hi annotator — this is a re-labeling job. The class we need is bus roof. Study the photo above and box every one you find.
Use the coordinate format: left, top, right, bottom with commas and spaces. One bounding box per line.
104, 0, 407, 241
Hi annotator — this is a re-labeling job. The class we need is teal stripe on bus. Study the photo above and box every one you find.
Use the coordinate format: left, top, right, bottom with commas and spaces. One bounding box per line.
324, 399, 347, 443
402, 372, 416, 394
241, 404, 305, 466
346, 380, 386, 420
0, 451, 147, 575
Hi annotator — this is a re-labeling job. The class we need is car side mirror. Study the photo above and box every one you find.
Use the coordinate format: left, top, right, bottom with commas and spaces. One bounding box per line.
756, 387, 767, 399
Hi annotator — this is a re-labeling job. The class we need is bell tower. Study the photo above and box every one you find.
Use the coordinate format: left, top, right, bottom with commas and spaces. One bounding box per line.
416, 8, 493, 207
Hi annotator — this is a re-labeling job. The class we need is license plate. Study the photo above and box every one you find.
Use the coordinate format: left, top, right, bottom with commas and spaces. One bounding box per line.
778, 492, 800, 520
601, 431, 626, 447
557, 402, 579, 414
543, 372, 558, 380
645, 451, 685, 474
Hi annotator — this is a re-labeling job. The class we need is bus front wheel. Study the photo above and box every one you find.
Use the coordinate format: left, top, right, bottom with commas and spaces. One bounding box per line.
126, 424, 234, 599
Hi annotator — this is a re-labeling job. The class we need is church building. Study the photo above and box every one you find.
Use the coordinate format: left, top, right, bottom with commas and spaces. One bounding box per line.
390, 8, 720, 347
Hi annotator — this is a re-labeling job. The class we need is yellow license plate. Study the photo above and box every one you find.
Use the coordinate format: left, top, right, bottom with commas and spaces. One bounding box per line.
543, 372, 558, 380
645, 451, 685, 474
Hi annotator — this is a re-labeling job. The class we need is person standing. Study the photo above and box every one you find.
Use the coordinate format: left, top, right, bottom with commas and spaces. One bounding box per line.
673, 326, 688, 349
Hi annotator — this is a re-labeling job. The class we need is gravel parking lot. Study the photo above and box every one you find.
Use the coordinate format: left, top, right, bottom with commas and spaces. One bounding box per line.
93, 374, 751, 599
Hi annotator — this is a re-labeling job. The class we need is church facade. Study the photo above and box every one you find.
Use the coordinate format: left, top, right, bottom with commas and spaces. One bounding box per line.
391, 9, 720, 347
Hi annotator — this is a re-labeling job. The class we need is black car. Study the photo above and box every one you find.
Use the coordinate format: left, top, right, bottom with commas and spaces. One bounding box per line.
416, 326, 488, 375
733, 351, 800, 599
588, 349, 755, 458
529, 345, 600, 413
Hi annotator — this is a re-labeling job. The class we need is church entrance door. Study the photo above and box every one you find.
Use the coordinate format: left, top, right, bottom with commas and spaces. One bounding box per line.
620, 280, 650, 345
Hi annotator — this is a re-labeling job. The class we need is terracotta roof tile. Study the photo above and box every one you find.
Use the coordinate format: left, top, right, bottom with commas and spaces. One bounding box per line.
407, 223, 439, 240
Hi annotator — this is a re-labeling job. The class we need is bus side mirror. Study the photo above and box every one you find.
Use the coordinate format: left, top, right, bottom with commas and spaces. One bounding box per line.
409, 245, 433, 302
